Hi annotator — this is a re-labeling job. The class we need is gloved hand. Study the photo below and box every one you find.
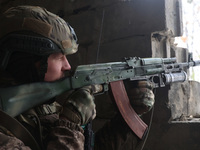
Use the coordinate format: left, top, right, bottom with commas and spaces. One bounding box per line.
61, 86, 96, 125
127, 81, 155, 115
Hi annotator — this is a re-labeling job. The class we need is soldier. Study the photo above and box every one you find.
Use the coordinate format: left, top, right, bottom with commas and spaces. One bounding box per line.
0, 6, 154, 150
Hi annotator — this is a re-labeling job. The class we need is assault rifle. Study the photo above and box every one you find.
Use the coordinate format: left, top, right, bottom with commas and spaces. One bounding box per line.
0, 53, 200, 139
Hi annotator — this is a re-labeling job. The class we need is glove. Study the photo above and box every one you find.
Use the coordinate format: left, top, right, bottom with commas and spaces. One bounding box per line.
127, 81, 155, 115
61, 86, 96, 125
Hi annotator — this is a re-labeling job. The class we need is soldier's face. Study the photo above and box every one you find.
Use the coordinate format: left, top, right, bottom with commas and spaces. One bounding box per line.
44, 52, 71, 82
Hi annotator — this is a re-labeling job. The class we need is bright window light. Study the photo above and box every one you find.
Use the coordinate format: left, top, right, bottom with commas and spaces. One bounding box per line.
175, 0, 200, 82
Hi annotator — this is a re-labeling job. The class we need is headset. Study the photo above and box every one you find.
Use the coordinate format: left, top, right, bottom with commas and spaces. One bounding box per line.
0, 34, 62, 69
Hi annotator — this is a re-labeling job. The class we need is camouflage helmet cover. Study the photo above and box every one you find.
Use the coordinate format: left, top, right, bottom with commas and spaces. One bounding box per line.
0, 5, 78, 55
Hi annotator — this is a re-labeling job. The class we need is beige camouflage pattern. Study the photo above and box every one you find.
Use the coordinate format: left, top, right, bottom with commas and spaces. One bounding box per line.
127, 81, 155, 115
0, 105, 85, 150
0, 112, 139, 150
0, 6, 78, 55
46, 117, 85, 150
0, 132, 31, 150
62, 86, 96, 126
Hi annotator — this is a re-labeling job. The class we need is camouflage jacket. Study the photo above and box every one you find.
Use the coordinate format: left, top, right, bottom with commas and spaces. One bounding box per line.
0, 105, 85, 150
0, 104, 139, 150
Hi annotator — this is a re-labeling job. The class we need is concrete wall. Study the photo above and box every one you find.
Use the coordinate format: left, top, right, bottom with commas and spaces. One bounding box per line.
1, 0, 200, 149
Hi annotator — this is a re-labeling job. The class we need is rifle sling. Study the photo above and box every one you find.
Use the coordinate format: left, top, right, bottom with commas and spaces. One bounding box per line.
0, 110, 41, 150
110, 80, 148, 139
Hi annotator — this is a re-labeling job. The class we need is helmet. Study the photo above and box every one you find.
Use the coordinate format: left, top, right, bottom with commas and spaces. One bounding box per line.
0, 5, 78, 69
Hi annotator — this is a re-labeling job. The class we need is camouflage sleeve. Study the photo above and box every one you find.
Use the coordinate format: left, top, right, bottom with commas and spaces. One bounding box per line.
46, 117, 85, 150
0, 132, 31, 150
94, 114, 140, 150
